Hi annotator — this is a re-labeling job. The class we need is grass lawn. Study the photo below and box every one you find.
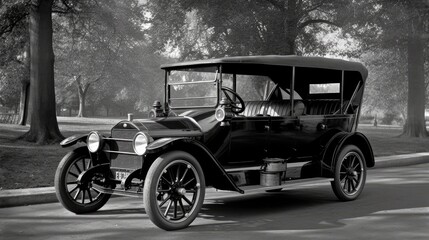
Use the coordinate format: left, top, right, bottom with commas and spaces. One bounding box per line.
1, 118, 429, 190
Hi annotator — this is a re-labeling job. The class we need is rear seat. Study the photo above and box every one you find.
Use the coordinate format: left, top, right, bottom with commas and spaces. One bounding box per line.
242, 101, 268, 116
306, 99, 341, 115
243, 100, 305, 117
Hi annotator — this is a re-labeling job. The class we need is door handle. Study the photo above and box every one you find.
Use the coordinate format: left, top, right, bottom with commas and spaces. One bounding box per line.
317, 123, 327, 131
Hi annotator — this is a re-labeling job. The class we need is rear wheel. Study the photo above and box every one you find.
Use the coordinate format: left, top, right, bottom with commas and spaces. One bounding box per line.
331, 145, 367, 201
143, 151, 205, 230
55, 148, 111, 213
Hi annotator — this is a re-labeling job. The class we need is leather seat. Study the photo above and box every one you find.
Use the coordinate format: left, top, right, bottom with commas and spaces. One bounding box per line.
306, 100, 341, 115
242, 101, 268, 116
243, 101, 305, 117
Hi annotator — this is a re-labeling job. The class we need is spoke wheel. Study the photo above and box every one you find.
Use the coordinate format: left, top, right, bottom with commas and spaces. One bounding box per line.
55, 148, 111, 213
144, 151, 205, 230
331, 145, 366, 201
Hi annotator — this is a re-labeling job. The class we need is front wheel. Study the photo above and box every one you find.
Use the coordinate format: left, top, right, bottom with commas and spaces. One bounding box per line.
143, 151, 206, 230
331, 145, 367, 201
55, 148, 111, 213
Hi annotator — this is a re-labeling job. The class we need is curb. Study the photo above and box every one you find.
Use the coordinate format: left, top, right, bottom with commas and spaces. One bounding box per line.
0, 187, 57, 208
1, 153, 428, 208
373, 152, 429, 169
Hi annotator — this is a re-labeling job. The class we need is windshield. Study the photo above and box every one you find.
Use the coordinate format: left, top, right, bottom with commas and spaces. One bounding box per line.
167, 66, 218, 108
222, 74, 276, 101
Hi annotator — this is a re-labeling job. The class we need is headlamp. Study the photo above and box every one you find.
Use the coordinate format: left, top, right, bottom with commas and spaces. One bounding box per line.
133, 132, 149, 156
87, 131, 103, 153
215, 107, 226, 122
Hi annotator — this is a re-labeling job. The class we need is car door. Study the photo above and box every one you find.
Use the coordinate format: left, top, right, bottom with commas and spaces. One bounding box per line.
223, 73, 275, 165
228, 115, 270, 165
268, 115, 301, 160
264, 88, 305, 161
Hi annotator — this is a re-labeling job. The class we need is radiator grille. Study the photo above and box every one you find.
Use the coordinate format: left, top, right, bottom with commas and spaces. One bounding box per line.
111, 155, 142, 170
107, 128, 142, 169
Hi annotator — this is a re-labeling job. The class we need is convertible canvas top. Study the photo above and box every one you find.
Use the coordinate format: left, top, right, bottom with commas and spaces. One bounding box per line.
161, 55, 368, 80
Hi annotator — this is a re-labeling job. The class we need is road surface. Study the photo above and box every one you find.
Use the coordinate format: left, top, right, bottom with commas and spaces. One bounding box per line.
1, 163, 428, 240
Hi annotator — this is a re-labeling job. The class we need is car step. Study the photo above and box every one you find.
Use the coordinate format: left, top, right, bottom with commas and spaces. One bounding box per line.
239, 177, 332, 194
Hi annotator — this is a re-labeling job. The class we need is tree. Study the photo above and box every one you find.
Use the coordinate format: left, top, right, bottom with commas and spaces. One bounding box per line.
361, 48, 408, 122
19, 0, 64, 144
1, 0, 165, 142
145, 0, 348, 59
404, 5, 427, 137
0, 1, 31, 124
54, 0, 146, 117
348, 0, 429, 137
1, 0, 68, 143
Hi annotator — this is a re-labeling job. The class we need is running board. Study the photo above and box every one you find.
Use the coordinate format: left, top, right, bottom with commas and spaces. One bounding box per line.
93, 184, 143, 198
239, 177, 332, 194
225, 162, 307, 173
93, 178, 332, 197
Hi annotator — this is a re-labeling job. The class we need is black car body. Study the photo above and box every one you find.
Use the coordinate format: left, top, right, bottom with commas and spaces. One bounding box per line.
56, 55, 374, 230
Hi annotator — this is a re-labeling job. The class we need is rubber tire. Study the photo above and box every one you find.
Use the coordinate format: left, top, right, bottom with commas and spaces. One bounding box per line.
143, 151, 206, 230
55, 148, 111, 214
331, 145, 367, 201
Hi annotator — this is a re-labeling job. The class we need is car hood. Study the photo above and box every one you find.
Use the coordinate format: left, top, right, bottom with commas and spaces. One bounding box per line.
112, 116, 204, 139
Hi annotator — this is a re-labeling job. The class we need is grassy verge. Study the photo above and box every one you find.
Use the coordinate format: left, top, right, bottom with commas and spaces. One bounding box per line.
1, 118, 429, 190
0, 117, 116, 190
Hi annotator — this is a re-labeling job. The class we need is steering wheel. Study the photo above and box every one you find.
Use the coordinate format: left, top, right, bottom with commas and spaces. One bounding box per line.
221, 87, 245, 114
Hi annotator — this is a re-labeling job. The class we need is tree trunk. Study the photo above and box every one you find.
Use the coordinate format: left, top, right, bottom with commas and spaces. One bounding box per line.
20, 0, 64, 144
283, 0, 298, 55
75, 75, 90, 118
18, 46, 31, 126
401, 13, 427, 137
77, 90, 86, 117
18, 81, 30, 125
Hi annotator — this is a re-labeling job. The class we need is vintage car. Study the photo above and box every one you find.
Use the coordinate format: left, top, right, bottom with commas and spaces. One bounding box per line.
55, 55, 374, 230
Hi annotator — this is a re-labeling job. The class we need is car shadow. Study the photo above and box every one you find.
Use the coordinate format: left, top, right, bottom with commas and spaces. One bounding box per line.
185, 179, 429, 232
87, 207, 145, 215
79, 167, 429, 233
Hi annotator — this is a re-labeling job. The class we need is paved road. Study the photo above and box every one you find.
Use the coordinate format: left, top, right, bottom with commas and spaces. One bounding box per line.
1, 164, 428, 240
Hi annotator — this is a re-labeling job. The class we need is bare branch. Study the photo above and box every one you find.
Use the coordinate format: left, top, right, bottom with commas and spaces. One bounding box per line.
52, 10, 69, 14
0, 4, 29, 37
265, 0, 284, 10
60, 0, 72, 10
302, 1, 324, 15
298, 19, 339, 30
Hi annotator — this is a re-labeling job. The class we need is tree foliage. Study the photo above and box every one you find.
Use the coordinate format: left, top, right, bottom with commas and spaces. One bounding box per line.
0, 0, 165, 143
53, 0, 147, 117
1, 0, 428, 144
347, 0, 429, 137
145, 0, 350, 59
361, 48, 408, 120
0, 0, 29, 112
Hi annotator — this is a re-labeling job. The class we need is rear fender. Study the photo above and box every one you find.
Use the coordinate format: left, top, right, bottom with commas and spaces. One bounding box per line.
145, 138, 243, 193
321, 132, 375, 177
337, 132, 375, 168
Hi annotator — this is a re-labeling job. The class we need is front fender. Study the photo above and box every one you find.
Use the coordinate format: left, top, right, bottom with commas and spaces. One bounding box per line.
60, 134, 88, 148
146, 137, 243, 193
146, 137, 181, 153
